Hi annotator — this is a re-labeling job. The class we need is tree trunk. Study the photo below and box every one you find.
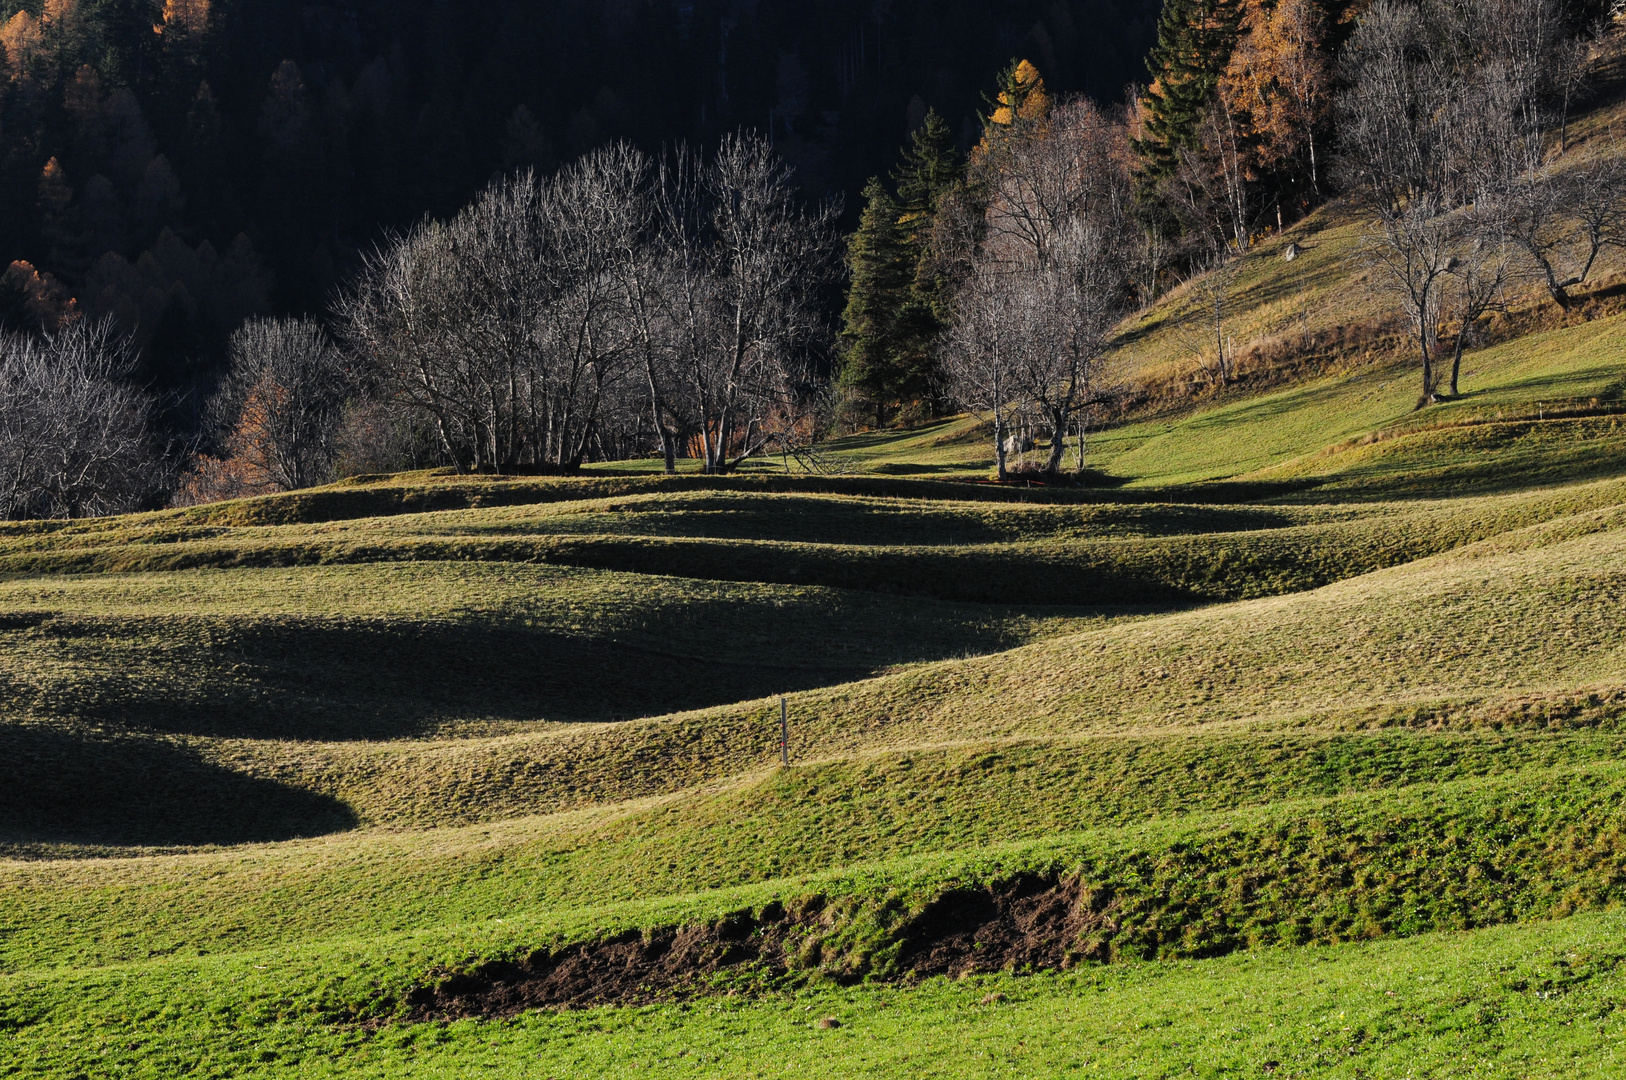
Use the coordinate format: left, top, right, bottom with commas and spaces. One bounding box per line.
1044, 407, 1066, 475
1449, 335, 1465, 398
994, 416, 1008, 481
1543, 278, 1575, 311
1530, 252, 1575, 311
1307, 128, 1319, 195
1419, 336, 1435, 407
661, 430, 677, 474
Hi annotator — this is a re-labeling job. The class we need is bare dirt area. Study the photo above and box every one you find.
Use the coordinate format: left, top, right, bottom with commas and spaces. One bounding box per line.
401, 874, 1114, 1019
894, 874, 1119, 978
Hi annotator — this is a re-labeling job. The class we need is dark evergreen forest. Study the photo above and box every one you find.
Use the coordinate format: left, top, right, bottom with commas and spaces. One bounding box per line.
0, 0, 1158, 409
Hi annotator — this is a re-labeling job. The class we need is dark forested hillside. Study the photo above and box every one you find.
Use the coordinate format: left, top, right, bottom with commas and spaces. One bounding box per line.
0, 0, 1157, 411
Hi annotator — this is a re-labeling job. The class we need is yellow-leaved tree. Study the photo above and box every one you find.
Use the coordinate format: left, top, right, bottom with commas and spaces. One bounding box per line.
973, 59, 1052, 165
1220, 0, 1333, 195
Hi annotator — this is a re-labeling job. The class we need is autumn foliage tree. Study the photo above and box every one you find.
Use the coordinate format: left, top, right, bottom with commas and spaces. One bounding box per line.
1133, 0, 1345, 265
1219, 0, 1337, 197
974, 59, 1054, 164
189, 317, 350, 498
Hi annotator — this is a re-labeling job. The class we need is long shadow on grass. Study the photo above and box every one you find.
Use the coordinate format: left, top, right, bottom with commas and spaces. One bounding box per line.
14, 618, 895, 739
442, 500, 1303, 546
156, 473, 1329, 531
0, 724, 357, 850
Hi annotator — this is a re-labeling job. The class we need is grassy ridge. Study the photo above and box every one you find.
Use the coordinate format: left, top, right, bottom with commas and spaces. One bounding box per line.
5, 475, 1626, 609
8, 911, 1626, 1077
209, 503, 1626, 830
0, 562, 1118, 738
3, 238, 1626, 1076
5, 729, 1626, 972
5, 477, 1624, 854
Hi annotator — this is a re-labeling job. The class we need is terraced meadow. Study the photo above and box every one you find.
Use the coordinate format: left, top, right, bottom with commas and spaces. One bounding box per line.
2, 298, 1625, 1076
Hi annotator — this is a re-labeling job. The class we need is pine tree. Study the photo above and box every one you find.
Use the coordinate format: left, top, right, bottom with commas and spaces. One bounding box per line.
838, 177, 916, 427
1132, 0, 1245, 189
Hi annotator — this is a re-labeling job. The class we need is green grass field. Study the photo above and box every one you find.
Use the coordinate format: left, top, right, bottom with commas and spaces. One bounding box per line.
8, 106, 1626, 1078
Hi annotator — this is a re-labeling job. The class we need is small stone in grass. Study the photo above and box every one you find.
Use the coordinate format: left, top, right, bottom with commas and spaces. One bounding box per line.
980, 992, 1007, 1005
817, 1016, 841, 1029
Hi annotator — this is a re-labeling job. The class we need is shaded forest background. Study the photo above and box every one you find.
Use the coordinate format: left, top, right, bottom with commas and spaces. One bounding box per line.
0, 0, 1159, 432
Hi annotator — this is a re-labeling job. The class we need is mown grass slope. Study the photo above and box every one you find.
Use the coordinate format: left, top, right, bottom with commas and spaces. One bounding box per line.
3, 462, 1625, 1073
6, 121, 1626, 1079
801, 307, 1626, 488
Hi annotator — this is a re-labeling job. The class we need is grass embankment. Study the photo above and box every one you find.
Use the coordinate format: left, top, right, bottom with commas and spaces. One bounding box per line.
7, 772, 1626, 1075
7, 738, 1626, 971
812, 308, 1626, 488
8, 911, 1626, 1077
4, 170, 1626, 1075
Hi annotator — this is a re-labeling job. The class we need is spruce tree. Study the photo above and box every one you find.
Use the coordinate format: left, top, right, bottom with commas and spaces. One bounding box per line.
837, 178, 916, 427
891, 110, 962, 418
893, 108, 960, 228
1133, 0, 1245, 189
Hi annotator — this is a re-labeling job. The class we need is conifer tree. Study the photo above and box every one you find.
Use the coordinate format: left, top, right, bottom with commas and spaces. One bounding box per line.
974, 59, 1052, 164
1132, 0, 1244, 190
838, 177, 916, 427
893, 108, 960, 231
891, 109, 962, 416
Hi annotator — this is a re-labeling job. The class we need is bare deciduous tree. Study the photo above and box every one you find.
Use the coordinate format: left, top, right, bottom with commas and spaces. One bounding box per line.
1338, 2, 1455, 215
943, 260, 1024, 480
1442, 216, 1518, 397
1339, 0, 1591, 404
1487, 156, 1626, 311
339, 151, 638, 472
207, 316, 351, 490
1171, 257, 1243, 387
682, 134, 840, 473
0, 318, 160, 519
945, 99, 1136, 478
339, 135, 834, 476
1359, 194, 1457, 404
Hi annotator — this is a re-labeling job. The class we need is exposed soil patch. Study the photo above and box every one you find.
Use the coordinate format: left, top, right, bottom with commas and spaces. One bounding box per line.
401, 874, 1111, 1019
403, 901, 814, 1018
894, 874, 1119, 979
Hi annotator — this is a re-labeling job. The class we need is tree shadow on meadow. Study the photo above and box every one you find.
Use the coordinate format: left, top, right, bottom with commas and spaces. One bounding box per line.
10, 617, 890, 740
0, 723, 357, 851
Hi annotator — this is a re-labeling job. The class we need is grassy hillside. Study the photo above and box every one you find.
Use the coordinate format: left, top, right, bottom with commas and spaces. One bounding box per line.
766, 308, 1626, 488
6, 92, 1626, 1080
4, 463, 1626, 1072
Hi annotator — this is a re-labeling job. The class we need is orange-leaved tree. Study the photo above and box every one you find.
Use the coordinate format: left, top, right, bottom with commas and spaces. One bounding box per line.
1220, 0, 1334, 196
194, 316, 350, 498
973, 59, 1052, 166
